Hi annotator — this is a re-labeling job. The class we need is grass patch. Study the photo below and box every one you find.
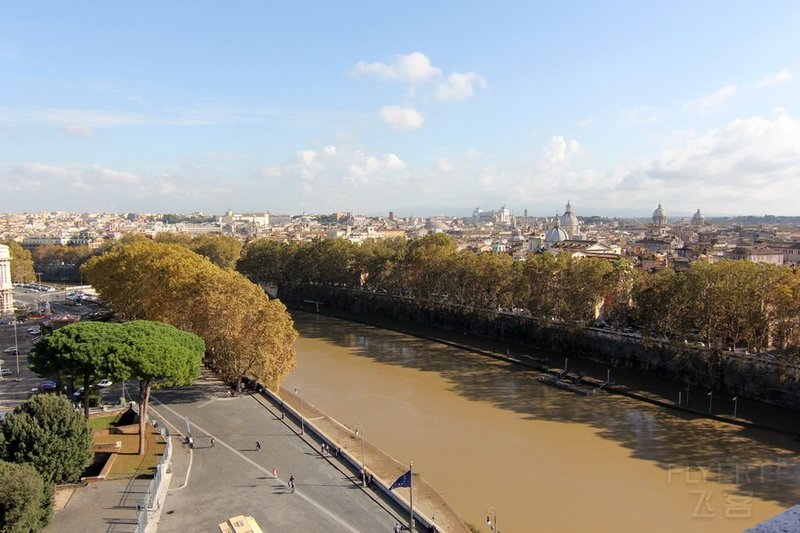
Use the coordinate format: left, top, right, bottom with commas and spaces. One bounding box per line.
88, 414, 121, 431
91, 422, 164, 479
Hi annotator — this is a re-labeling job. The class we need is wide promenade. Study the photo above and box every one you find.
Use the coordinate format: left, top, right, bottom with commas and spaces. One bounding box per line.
147, 368, 464, 532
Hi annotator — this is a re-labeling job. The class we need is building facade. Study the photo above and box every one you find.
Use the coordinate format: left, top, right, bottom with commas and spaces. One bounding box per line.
0, 244, 13, 316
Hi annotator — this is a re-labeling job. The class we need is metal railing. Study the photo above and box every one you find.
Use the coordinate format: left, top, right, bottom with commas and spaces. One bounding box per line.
136, 414, 171, 533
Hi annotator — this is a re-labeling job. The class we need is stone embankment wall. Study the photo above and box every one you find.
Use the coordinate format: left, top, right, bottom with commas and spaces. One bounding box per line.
281, 285, 800, 411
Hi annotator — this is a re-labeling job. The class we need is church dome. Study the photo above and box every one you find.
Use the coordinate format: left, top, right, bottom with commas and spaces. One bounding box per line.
560, 201, 579, 231
545, 218, 569, 243
691, 209, 704, 226
652, 203, 667, 226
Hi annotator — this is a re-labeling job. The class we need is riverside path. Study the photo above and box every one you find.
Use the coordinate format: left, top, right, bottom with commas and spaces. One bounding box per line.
150, 368, 458, 532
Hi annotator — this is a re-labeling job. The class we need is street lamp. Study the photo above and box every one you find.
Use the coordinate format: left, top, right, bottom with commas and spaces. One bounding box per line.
707, 391, 713, 414
732, 396, 738, 418
294, 387, 304, 435
357, 423, 366, 486
13, 319, 19, 380
486, 507, 497, 532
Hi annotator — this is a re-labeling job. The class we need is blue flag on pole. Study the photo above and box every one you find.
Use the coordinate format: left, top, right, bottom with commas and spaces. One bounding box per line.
389, 470, 411, 490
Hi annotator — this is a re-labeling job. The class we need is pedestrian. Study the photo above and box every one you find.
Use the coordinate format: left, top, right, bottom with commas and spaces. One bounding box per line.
272, 467, 277, 479
288, 475, 295, 492
210, 436, 215, 448
394, 522, 402, 533
256, 441, 262, 452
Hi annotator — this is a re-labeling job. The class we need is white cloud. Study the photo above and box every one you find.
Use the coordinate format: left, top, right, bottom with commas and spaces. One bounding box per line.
63, 125, 95, 137
613, 114, 800, 210
0, 162, 140, 195
756, 69, 792, 88
323, 145, 337, 156
351, 52, 441, 84
379, 105, 424, 130
543, 136, 581, 164
435, 72, 488, 102
683, 84, 738, 113
352, 52, 486, 102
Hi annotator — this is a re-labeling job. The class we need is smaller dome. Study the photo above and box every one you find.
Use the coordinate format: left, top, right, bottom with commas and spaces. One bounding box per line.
545, 218, 569, 243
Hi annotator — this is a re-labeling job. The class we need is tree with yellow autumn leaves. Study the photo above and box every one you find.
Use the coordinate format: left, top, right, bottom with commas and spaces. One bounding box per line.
81, 240, 297, 391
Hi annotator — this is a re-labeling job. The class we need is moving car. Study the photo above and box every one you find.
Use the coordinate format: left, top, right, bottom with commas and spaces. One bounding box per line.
0, 368, 12, 376
3, 346, 18, 354
96, 378, 113, 388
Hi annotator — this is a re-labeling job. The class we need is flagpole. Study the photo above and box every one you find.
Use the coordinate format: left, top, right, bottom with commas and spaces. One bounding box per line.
409, 461, 414, 531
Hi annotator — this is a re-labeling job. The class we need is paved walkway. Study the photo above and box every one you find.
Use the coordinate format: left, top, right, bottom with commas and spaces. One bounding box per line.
150, 368, 457, 532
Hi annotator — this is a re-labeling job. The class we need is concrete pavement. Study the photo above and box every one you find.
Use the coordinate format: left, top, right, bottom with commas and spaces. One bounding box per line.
151, 369, 408, 532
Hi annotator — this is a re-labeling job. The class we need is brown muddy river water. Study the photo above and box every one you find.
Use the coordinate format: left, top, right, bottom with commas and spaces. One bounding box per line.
285, 312, 800, 532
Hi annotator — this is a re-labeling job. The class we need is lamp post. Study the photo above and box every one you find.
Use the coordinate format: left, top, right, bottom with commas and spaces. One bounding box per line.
486, 507, 497, 532
732, 396, 738, 418
707, 391, 713, 414
13, 319, 19, 380
294, 387, 304, 435
357, 423, 366, 487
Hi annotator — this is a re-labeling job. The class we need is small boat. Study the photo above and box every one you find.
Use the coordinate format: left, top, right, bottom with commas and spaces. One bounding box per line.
538, 374, 596, 395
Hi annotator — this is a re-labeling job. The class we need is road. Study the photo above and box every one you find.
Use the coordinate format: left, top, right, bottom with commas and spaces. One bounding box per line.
151, 374, 406, 532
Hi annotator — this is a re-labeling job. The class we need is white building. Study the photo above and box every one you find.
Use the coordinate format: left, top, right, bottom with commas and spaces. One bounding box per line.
0, 245, 13, 316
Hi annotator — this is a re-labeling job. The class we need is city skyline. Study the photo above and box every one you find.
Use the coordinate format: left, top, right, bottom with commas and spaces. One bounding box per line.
2, 2, 800, 215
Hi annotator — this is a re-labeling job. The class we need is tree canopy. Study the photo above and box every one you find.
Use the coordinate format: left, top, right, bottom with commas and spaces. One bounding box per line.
29, 321, 129, 419
0, 395, 92, 484
0, 460, 52, 533
82, 240, 297, 391
116, 321, 204, 455
2, 241, 35, 284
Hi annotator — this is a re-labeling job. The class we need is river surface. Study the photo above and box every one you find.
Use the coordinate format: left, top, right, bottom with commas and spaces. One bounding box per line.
284, 312, 800, 532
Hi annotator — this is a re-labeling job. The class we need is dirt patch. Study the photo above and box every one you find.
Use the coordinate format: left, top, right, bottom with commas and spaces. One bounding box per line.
53, 486, 76, 511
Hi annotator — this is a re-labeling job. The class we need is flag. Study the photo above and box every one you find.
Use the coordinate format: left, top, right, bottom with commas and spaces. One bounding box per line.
390, 470, 411, 490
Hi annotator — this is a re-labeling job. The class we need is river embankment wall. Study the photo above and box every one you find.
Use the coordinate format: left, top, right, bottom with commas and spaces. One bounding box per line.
279, 286, 800, 412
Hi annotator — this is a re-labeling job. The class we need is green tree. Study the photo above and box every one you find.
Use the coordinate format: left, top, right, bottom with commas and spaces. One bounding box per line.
0, 460, 53, 532
29, 322, 129, 419
0, 395, 92, 484
190, 235, 243, 270
2, 241, 35, 283
117, 321, 204, 455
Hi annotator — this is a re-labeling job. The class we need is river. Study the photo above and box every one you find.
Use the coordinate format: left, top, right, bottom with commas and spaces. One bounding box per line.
284, 312, 800, 532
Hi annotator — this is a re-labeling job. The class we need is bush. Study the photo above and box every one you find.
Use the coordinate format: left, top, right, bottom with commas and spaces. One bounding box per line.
0, 395, 92, 484
0, 460, 52, 532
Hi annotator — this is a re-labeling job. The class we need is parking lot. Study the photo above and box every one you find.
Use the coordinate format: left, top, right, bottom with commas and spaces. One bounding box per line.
0, 287, 111, 416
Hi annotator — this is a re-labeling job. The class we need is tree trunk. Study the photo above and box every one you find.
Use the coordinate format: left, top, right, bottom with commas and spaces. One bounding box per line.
138, 378, 151, 456
83, 372, 91, 420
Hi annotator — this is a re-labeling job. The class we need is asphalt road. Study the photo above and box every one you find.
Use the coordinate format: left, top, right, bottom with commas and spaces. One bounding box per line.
151, 376, 405, 532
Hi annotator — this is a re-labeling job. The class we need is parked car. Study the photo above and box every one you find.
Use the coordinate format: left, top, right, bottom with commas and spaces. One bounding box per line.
3, 346, 18, 354
0, 368, 12, 376
27, 326, 41, 335
96, 378, 113, 388
39, 380, 58, 392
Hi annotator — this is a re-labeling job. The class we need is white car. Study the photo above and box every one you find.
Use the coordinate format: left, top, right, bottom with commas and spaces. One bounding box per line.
0, 368, 12, 376
96, 378, 113, 388
3, 346, 17, 354
27, 327, 41, 335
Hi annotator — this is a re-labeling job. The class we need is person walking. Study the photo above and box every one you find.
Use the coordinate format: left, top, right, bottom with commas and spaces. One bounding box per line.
288, 475, 295, 493
256, 441, 262, 452
272, 467, 277, 479
210, 436, 215, 448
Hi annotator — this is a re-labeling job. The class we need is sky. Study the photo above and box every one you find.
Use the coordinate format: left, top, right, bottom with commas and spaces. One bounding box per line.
2, 1, 800, 217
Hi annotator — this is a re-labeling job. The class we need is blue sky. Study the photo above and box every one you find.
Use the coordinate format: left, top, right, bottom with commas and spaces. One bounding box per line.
2, 1, 800, 217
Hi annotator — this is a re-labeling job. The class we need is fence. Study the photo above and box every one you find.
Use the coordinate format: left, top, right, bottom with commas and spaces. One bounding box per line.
135, 413, 172, 533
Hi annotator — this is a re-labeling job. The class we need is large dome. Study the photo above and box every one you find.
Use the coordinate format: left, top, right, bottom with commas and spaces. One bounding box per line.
652, 203, 667, 226
691, 209, 704, 226
560, 201, 578, 229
